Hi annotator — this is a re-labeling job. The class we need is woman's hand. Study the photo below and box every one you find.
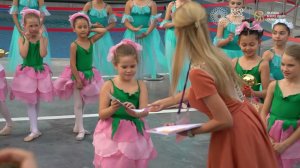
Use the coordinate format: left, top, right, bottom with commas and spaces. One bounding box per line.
136, 32, 148, 39
132, 25, 143, 32
149, 99, 167, 112
242, 85, 253, 97
226, 33, 234, 42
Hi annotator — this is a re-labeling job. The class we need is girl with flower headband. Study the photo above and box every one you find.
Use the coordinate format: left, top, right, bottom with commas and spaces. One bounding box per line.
10, 8, 54, 142
83, 0, 117, 76
214, 0, 244, 59
93, 39, 157, 168
232, 20, 269, 110
262, 19, 293, 80
7, 0, 51, 72
53, 12, 106, 141
122, 0, 167, 80
150, 2, 277, 167
160, 0, 191, 92
261, 44, 300, 168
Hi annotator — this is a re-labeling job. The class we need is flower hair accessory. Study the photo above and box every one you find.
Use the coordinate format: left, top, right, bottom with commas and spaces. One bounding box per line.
272, 19, 294, 30
69, 12, 91, 28
20, 8, 41, 27
107, 39, 143, 62
235, 21, 263, 35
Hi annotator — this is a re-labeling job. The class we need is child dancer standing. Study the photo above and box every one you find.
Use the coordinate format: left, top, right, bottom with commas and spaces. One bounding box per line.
160, 0, 190, 92
122, 0, 167, 80
93, 39, 157, 168
83, 0, 117, 76
10, 9, 54, 142
262, 19, 293, 80
54, 12, 106, 141
261, 44, 300, 168
214, 0, 244, 59
7, 0, 51, 72
0, 64, 12, 136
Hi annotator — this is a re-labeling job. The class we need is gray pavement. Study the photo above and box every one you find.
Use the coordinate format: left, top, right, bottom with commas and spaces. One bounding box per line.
0, 58, 210, 168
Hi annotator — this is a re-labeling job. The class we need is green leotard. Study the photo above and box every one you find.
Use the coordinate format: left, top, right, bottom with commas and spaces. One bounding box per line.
22, 40, 44, 72
74, 41, 94, 80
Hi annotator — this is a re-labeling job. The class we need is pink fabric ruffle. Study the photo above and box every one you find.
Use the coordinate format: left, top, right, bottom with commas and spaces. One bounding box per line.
269, 119, 300, 168
10, 64, 54, 104
0, 70, 8, 102
53, 66, 104, 104
93, 118, 157, 168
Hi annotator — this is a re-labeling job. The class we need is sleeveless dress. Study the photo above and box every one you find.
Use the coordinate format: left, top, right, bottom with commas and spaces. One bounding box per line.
159, 2, 190, 92
0, 64, 8, 102
87, 3, 117, 76
93, 79, 156, 168
122, 1, 167, 79
53, 41, 104, 104
213, 18, 243, 59
269, 48, 284, 80
10, 40, 54, 105
8, 0, 51, 72
188, 68, 278, 168
267, 81, 300, 168
235, 58, 262, 91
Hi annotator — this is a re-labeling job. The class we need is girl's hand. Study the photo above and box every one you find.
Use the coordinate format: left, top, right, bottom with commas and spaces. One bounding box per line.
75, 80, 83, 89
132, 25, 143, 32
37, 26, 44, 39
273, 142, 288, 154
242, 85, 253, 97
23, 31, 31, 41
110, 100, 121, 112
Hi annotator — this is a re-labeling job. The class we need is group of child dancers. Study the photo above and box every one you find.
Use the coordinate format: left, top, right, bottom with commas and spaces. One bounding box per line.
0, 0, 299, 167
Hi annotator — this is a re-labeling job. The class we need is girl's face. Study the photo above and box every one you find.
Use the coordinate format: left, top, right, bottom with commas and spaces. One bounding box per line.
24, 17, 40, 36
73, 18, 89, 38
281, 54, 300, 79
229, 0, 243, 9
272, 25, 289, 46
239, 34, 261, 57
114, 55, 138, 81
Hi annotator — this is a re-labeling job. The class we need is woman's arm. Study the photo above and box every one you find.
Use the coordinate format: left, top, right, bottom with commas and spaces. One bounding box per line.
82, 1, 91, 13
161, 2, 174, 29
105, 5, 116, 31
215, 19, 232, 47
253, 60, 270, 98
141, 1, 157, 37
99, 81, 120, 119
12, 0, 23, 35
123, 1, 142, 32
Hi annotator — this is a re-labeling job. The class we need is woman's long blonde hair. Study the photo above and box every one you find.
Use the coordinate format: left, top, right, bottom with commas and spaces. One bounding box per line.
172, 1, 240, 98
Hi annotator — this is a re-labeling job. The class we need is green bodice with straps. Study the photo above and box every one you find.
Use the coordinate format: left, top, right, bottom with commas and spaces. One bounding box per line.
268, 81, 300, 131
235, 58, 262, 91
110, 79, 145, 138
22, 40, 44, 72
74, 41, 94, 80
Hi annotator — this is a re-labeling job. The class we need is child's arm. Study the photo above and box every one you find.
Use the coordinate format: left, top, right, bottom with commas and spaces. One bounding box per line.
99, 81, 120, 119
275, 126, 300, 154
137, 81, 149, 118
11, 0, 23, 35
123, 1, 142, 32
18, 37, 29, 58
260, 81, 275, 124
39, 36, 48, 57
137, 1, 157, 39
105, 5, 116, 31
89, 28, 107, 44
160, 2, 174, 29
70, 43, 82, 89
253, 60, 270, 98
214, 18, 232, 47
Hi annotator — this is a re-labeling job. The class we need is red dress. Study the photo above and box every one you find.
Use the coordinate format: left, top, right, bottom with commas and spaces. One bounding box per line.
188, 68, 278, 168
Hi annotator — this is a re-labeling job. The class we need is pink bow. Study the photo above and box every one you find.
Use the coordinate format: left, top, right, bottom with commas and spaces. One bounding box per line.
20, 8, 41, 26
235, 21, 263, 35
69, 12, 91, 28
107, 39, 143, 62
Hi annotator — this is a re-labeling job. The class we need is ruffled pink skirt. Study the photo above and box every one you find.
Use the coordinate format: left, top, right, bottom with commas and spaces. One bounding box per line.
269, 119, 300, 168
93, 118, 157, 168
53, 66, 104, 104
10, 64, 54, 105
0, 69, 8, 102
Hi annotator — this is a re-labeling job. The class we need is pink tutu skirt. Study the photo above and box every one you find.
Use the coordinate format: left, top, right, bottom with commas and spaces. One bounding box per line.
0, 68, 8, 102
269, 119, 300, 168
93, 118, 157, 168
53, 66, 104, 104
10, 64, 54, 104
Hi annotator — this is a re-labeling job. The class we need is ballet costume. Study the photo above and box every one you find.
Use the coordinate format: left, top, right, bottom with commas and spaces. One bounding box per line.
87, 3, 117, 76
267, 81, 300, 168
8, 0, 51, 72
0, 64, 13, 136
93, 79, 157, 168
159, 1, 190, 92
10, 39, 54, 141
213, 17, 243, 59
268, 48, 284, 80
54, 41, 104, 140
122, 0, 167, 79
